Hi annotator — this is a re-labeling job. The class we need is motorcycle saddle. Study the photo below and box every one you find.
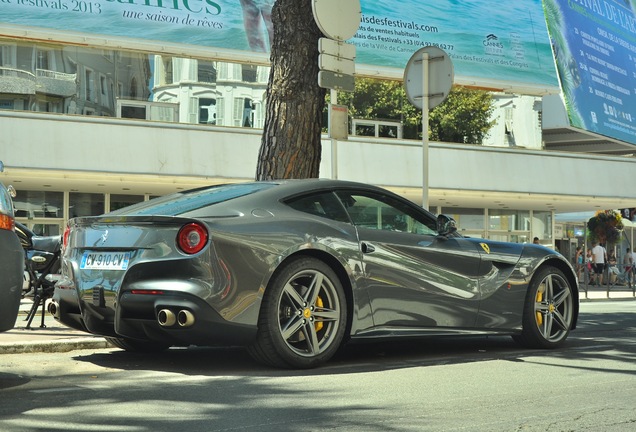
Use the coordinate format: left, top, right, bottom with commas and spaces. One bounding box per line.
31, 236, 61, 253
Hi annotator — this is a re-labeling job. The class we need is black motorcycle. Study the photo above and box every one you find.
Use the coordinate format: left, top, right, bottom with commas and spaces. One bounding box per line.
15, 222, 61, 329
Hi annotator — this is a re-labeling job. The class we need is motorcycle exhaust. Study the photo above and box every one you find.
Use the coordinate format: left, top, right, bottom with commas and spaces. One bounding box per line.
177, 310, 195, 327
157, 309, 176, 327
48, 301, 59, 318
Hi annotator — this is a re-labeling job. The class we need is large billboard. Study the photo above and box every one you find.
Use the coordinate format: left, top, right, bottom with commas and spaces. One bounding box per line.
0, 0, 559, 91
544, 0, 636, 145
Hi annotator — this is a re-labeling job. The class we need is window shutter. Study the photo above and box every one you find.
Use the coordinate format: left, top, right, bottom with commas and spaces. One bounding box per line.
216, 97, 224, 126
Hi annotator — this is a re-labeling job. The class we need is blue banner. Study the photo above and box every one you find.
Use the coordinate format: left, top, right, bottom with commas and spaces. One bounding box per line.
544, 0, 636, 145
0, 1, 557, 88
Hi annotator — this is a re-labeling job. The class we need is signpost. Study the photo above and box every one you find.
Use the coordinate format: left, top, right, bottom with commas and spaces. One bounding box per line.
404, 46, 453, 210
312, 0, 361, 178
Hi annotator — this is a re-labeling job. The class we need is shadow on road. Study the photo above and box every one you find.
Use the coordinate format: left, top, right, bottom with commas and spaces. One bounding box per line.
73, 304, 636, 378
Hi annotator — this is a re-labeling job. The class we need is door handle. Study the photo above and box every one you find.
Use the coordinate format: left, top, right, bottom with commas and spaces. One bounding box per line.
361, 242, 376, 253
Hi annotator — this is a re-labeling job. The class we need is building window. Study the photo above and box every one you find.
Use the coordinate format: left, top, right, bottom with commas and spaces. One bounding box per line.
69, 192, 104, 218
532, 210, 553, 242
0, 43, 16, 67
85, 68, 95, 101
242, 64, 257, 82
441, 207, 485, 231
13, 191, 63, 219
36, 48, 51, 70
110, 194, 144, 212
100, 74, 109, 107
199, 98, 217, 124
120, 104, 146, 119
198, 60, 216, 83
488, 209, 529, 231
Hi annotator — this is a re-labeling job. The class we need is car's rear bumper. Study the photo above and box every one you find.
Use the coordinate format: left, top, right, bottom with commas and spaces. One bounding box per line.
53, 286, 257, 347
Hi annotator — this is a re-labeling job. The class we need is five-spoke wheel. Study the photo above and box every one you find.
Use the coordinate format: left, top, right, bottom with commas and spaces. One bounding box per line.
515, 266, 574, 348
248, 257, 347, 368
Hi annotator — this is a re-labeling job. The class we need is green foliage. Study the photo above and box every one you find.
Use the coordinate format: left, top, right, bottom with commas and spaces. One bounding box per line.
428, 87, 496, 144
331, 79, 495, 143
587, 210, 624, 245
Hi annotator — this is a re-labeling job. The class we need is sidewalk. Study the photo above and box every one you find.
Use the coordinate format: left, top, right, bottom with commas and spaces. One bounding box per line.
0, 298, 109, 355
1, 286, 634, 356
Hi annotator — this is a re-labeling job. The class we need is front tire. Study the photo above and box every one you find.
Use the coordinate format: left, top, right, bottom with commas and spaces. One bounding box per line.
514, 266, 574, 348
248, 257, 347, 369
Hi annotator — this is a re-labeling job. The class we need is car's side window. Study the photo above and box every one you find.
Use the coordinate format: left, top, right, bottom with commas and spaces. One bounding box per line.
336, 191, 437, 235
285, 192, 350, 223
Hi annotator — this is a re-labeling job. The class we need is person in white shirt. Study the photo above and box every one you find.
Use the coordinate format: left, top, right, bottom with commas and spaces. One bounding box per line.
591, 242, 607, 286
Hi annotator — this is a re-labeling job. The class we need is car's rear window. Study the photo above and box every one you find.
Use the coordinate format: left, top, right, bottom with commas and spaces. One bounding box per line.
109, 183, 276, 216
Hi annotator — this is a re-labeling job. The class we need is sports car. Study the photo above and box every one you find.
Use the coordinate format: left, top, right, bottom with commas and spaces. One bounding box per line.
52, 179, 578, 368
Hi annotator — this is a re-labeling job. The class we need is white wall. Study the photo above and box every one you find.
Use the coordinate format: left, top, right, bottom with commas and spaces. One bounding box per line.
1, 110, 635, 206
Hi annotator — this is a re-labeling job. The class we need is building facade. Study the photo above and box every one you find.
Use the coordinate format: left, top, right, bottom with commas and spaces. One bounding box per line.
1, 27, 636, 267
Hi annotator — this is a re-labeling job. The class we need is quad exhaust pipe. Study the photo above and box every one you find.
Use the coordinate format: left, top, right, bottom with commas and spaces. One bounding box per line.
157, 308, 195, 328
157, 309, 176, 327
177, 310, 195, 327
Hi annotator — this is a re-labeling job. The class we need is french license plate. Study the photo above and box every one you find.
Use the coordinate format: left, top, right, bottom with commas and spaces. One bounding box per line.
80, 251, 130, 270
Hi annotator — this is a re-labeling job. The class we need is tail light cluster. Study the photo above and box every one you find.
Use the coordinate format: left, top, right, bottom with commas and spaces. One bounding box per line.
0, 214, 14, 231
177, 222, 209, 254
61, 223, 71, 253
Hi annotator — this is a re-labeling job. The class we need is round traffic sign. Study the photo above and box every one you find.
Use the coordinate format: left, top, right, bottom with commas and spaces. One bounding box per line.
312, 0, 361, 41
404, 46, 454, 110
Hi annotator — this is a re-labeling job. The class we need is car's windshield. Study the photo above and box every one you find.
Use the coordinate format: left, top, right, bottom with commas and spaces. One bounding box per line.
109, 182, 277, 216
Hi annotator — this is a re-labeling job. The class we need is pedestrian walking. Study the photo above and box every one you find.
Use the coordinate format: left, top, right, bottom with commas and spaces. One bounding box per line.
591, 242, 607, 286
623, 247, 633, 287
575, 246, 584, 280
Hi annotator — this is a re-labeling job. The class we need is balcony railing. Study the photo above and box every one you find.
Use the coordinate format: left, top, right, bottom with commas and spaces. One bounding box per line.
36, 69, 76, 81
35, 69, 77, 97
0, 67, 36, 80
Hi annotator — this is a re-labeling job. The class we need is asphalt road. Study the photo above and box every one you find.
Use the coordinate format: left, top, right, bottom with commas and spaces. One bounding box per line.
0, 301, 634, 432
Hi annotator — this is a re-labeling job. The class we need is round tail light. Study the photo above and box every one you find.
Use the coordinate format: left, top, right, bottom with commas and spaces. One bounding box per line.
177, 223, 208, 254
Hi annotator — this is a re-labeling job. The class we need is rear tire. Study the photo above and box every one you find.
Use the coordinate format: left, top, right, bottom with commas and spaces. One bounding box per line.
514, 266, 574, 348
248, 257, 347, 369
106, 337, 170, 353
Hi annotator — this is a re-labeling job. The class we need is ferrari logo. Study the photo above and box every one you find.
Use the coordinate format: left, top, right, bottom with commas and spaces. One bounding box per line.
480, 243, 490, 254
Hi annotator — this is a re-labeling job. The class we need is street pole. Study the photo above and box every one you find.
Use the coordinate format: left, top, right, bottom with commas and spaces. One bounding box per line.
422, 51, 429, 210
331, 89, 338, 179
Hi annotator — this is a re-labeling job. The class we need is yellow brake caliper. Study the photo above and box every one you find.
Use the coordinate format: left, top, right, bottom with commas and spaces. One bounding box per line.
315, 296, 324, 332
536, 287, 544, 326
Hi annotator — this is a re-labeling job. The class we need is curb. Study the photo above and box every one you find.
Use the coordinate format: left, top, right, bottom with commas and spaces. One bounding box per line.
0, 337, 110, 355
579, 296, 636, 302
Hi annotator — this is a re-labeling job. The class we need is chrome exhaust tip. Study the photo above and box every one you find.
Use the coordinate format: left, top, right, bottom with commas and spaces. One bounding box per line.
177, 310, 195, 327
157, 309, 176, 327
48, 301, 59, 318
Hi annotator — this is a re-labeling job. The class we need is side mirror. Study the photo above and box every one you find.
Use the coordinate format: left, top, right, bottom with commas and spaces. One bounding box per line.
7, 185, 16, 198
437, 214, 458, 237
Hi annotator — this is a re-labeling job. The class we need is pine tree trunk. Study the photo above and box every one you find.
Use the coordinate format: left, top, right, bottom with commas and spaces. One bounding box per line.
255, 0, 327, 180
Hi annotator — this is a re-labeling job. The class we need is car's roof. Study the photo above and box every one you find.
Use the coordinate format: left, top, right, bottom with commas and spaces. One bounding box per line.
265, 178, 386, 193
107, 178, 403, 218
